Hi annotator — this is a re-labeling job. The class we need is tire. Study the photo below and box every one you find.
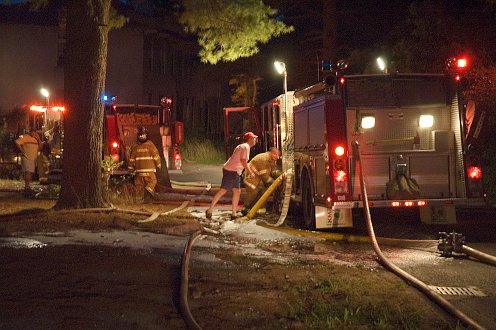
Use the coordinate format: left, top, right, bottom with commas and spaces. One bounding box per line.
301, 173, 316, 230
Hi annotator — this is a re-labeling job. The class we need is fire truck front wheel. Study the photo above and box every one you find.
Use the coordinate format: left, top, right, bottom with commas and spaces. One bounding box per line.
301, 173, 316, 230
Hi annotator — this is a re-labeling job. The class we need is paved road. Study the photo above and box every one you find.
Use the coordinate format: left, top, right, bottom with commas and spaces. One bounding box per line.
169, 161, 223, 184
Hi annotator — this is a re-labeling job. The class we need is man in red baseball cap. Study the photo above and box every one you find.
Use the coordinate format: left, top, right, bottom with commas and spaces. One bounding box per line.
243, 131, 258, 140
206, 131, 257, 220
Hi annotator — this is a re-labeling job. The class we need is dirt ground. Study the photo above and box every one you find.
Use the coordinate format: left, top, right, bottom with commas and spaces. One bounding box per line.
0, 194, 461, 329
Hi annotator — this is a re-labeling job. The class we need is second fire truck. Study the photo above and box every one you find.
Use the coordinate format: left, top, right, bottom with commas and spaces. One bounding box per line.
103, 97, 184, 174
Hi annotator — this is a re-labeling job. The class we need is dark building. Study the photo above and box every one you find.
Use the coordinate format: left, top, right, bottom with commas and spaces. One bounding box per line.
0, 4, 231, 137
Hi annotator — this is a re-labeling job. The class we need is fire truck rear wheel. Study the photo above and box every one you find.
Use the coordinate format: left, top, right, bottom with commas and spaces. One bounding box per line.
302, 174, 316, 230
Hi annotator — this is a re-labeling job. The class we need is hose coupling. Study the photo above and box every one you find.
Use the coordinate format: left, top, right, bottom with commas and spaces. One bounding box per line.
437, 231, 465, 257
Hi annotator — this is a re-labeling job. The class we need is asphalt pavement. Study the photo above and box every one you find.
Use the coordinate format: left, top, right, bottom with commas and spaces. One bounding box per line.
169, 161, 223, 186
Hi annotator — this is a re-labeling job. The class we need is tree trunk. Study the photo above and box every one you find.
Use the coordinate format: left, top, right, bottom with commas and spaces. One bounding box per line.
56, 0, 111, 209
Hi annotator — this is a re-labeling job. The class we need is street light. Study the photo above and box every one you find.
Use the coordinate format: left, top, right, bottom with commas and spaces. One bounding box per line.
376, 57, 387, 74
40, 88, 50, 106
274, 61, 288, 148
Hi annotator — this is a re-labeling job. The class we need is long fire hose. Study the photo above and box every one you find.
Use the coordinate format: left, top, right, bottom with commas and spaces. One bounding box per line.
180, 229, 203, 330
352, 141, 485, 330
461, 245, 496, 266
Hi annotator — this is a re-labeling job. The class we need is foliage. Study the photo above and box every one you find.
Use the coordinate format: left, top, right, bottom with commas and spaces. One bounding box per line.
390, 1, 458, 73
229, 74, 262, 106
179, 0, 293, 64
181, 135, 224, 164
480, 116, 496, 204
101, 157, 124, 174
462, 66, 496, 110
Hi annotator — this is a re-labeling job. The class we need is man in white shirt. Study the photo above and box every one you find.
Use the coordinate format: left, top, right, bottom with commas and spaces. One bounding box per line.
206, 131, 257, 220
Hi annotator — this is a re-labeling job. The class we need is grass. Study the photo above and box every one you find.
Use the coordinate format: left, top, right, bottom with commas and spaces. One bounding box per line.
278, 265, 458, 329
181, 135, 225, 164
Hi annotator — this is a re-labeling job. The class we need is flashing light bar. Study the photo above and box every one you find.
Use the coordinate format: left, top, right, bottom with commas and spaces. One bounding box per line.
30, 105, 65, 112
34, 105, 64, 112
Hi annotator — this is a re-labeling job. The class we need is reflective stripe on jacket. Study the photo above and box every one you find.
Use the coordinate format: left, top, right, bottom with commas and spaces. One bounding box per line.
128, 140, 161, 173
243, 151, 276, 188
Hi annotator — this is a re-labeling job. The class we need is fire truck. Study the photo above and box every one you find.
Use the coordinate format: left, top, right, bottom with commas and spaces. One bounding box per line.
103, 97, 184, 174
225, 58, 485, 229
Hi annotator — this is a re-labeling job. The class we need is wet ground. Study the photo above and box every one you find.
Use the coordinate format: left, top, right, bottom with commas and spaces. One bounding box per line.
0, 164, 495, 329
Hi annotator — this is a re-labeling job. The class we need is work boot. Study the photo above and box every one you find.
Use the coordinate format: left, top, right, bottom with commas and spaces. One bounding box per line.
144, 190, 155, 201
23, 187, 35, 198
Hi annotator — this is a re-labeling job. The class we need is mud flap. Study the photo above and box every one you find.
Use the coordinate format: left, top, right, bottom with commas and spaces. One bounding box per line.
315, 205, 353, 229
419, 204, 456, 224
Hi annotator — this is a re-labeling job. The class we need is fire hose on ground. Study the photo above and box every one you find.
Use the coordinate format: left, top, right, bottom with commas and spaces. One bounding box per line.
352, 140, 485, 330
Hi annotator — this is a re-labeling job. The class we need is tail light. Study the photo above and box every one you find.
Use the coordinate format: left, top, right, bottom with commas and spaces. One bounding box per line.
467, 166, 482, 179
334, 170, 347, 182
111, 140, 120, 161
465, 151, 483, 197
332, 144, 349, 194
173, 147, 182, 170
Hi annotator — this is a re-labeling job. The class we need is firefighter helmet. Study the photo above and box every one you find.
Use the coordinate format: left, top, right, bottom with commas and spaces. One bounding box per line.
137, 126, 148, 143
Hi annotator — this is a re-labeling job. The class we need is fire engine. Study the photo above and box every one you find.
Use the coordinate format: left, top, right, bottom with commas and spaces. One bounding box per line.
103, 97, 184, 174
225, 57, 485, 229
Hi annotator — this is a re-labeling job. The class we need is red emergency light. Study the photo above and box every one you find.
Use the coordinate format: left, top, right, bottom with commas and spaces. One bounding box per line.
30, 105, 65, 112
334, 145, 345, 156
457, 58, 468, 69
467, 166, 482, 179
333, 170, 347, 182
111, 141, 119, 148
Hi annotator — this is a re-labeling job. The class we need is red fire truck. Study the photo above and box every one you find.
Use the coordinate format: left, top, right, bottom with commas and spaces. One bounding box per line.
103, 97, 184, 173
225, 58, 486, 229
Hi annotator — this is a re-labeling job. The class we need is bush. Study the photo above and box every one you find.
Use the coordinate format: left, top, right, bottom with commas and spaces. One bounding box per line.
181, 136, 225, 164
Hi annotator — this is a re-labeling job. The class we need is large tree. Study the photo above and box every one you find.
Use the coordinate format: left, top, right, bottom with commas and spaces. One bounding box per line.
57, 0, 112, 208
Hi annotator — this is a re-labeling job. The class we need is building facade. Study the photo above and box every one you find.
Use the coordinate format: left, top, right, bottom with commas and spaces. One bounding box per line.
0, 6, 231, 137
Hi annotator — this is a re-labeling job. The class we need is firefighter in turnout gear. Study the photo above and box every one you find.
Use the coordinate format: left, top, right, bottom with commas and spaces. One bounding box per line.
241, 147, 281, 215
128, 127, 162, 201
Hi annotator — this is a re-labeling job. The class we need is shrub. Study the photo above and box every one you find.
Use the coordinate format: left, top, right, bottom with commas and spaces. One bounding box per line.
181, 136, 224, 164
